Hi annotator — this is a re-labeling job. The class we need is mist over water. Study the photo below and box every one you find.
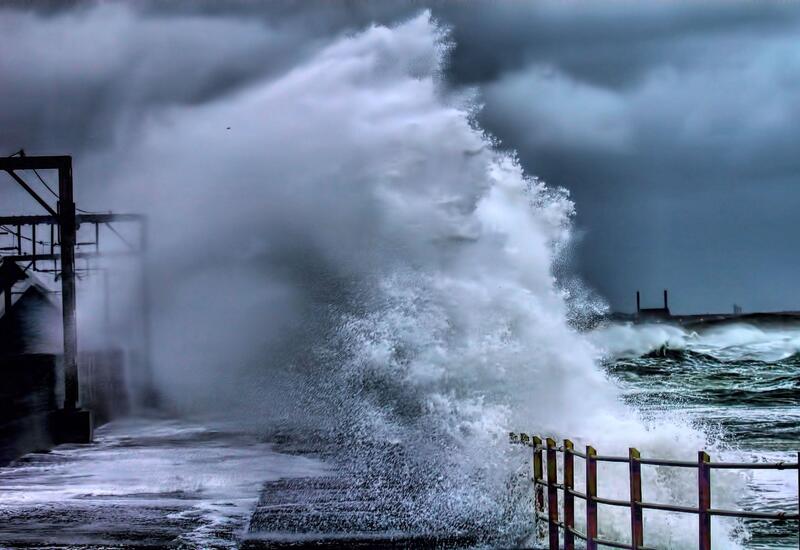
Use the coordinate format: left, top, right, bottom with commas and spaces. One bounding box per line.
82, 12, 751, 547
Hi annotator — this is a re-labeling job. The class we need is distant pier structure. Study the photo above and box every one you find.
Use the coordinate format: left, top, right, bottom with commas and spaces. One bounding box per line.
609, 290, 800, 326
636, 289, 672, 321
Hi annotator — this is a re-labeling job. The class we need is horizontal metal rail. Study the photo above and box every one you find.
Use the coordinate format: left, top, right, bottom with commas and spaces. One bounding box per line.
638, 458, 697, 468
512, 434, 798, 470
594, 455, 631, 464
709, 461, 798, 470
510, 432, 799, 549
0, 213, 145, 226
2, 250, 139, 262
0, 155, 70, 171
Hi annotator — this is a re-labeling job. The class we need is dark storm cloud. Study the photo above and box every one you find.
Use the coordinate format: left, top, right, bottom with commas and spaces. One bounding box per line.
0, 1, 430, 156
0, 2, 332, 156
452, 3, 800, 313
2, 0, 799, 313
441, 2, 800, 88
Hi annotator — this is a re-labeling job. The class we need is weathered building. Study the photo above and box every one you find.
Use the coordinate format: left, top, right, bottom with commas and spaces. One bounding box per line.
1, 258, 128, 464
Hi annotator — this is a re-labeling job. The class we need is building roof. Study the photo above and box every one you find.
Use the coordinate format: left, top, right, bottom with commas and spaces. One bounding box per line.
0, 258, 59, 356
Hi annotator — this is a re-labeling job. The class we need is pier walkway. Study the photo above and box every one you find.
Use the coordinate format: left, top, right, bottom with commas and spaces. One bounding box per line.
0, 417, 328, 549
0, 418, 476, 549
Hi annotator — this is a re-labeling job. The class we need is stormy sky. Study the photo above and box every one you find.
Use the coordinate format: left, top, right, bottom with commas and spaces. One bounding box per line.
1, 1, 799, 314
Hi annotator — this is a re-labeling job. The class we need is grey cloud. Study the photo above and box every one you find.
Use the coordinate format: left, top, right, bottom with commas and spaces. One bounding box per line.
0, 2, 347, 156
475, 18, 800, 313
440, 2, 800, 88
2, 1, 800, 314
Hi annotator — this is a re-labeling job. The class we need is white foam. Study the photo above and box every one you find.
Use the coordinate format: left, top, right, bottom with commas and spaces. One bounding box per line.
591, 321, 800, 361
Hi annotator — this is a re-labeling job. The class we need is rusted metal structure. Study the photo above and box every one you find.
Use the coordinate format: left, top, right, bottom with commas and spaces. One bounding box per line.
1, 152, 150, 442
510, 433, 799, 549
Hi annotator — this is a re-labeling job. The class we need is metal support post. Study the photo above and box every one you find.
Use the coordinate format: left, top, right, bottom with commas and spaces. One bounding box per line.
58, 161, 79, 410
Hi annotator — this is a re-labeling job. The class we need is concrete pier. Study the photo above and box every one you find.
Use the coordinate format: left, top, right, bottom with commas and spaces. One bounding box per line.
0, 418, 327, 548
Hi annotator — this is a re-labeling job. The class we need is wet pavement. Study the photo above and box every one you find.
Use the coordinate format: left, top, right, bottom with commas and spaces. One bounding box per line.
0, 417, 328, 549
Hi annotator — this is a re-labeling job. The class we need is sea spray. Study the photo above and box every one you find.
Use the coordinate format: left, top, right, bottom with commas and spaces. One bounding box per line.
94, 12, 749, 547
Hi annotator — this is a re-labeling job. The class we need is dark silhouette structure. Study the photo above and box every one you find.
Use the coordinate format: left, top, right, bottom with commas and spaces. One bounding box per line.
1, 152, 150, 446
635, 289, 672, 321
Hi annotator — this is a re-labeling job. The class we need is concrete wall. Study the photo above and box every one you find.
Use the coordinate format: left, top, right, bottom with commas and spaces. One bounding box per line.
0, 354, 59, 465
0, 349, 129, 466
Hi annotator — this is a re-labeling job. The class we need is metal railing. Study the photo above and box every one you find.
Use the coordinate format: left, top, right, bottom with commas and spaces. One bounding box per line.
509, 433, 799, 550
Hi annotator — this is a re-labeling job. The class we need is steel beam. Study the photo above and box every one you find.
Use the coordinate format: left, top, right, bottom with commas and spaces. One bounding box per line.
3, 170, 57, 216
0, 213, 145, 226
0, 156, 70, 171
2, 251, 137, 262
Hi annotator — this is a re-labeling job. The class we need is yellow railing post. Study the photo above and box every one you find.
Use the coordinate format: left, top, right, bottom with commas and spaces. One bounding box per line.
563, 439, 575, 550
586, 445, 598, 550
629, 448, 643, 549
546, 438, 559, 550
532, 435, 544, 539
698, 451, 711, 550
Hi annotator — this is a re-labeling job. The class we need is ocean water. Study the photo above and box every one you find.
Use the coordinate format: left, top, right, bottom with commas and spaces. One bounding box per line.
593, 322, 800, 549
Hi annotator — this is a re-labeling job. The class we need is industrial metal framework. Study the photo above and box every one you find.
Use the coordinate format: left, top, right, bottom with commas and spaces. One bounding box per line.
510, 433, 799, 550
0, 153, 149, 418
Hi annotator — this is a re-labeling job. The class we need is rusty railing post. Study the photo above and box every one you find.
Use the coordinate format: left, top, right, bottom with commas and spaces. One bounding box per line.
698, 451, 711, 550
586, 445, 598, 550
546, 438, 559, 550
532, 435, 545, 539
563, 439, 575, 550
629, 448, 643, 549
531, 435, 544, 500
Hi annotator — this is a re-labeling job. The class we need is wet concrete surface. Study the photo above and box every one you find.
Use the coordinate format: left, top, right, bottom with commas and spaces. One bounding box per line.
242, 476, 477, 549
0, 418, 489, 549
0, 417, 327, 549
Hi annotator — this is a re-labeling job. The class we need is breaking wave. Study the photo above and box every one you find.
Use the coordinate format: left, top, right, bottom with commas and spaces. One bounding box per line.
100, 12, 748, 547
590, 321, 800, 362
